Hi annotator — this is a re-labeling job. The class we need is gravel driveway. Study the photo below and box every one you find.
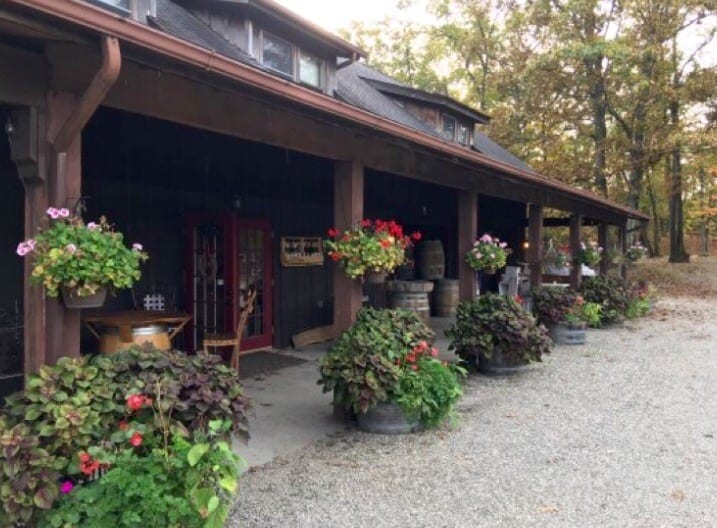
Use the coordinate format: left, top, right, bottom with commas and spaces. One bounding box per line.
229, 297, 716, 528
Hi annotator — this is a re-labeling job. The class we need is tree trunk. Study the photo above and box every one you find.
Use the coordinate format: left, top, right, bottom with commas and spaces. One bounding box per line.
668, 100, 689, 263
645, 167, 661, 256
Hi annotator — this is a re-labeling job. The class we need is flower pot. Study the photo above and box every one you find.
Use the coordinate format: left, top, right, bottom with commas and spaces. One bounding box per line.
477, 351, 531, 376
549, 321, 587, 345
356, 402, 422, 434
364, 270, 388, 284
61, 286, 107, 309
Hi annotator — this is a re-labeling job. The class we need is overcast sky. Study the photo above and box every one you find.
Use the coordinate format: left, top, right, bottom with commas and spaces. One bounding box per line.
275, 0, 426, 32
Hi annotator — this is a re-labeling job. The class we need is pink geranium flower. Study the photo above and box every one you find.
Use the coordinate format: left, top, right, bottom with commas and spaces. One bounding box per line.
58, 208, 70, 218
87, 222, 99, 230
66, 244, 77, 254
60, 481, 74, 494
132, 243, 143, 251
46, 207, 60, 219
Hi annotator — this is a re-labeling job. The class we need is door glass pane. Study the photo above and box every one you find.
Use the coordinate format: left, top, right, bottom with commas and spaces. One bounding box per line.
192, 224, 226, 346
238, 228, 265, 338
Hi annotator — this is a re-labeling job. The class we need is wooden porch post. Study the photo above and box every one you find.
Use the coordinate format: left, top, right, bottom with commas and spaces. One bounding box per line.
618, 222, 627, 279
598, 222, 609, 275
333, 160, 364, 334
45, 92, 83, 363
528, 204, 543, 288
9, 107, 48, 374
569, 214, 582, 289
458, 190, 478, 301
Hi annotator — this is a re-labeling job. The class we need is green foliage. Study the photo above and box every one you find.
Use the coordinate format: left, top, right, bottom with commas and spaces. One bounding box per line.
465, 233, 509, 271
19, 212, 148, 297
531, 285, 578, 325
324, 219, 418, 279
38, 430, 242, 528
318, 308, 435, 415
446, 294, 552, 366
573, 241, 603, 267
394, 357, 466, 428
625, 280, 656, 319
579, 301, 603, 328
579, 276, 630, 324
0, 347, 250, 526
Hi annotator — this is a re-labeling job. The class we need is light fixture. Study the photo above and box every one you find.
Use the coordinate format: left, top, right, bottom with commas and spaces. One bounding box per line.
4, 116, 14, 136
522, 241, 530, 249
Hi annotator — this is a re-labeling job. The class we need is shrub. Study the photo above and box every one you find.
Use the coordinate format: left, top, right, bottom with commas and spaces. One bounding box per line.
573, 241, 603, 267
446, 294, 552, 366
579, 301, 603, 327
579, 276, 629, 324
0, 347, 250, 527
318, 308, 464, 427
625, 280, 655, 319
532, 285, 578, 325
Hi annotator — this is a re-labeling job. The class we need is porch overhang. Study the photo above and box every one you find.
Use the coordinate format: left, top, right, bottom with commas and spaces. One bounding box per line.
4, 0, 649, 225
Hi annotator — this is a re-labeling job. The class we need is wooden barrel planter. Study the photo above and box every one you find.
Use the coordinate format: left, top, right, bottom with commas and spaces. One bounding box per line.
387, 281, 433, 323
477, 351, 531, 376
356, 402, 422, 434
549, 322, 587, 345
432, 279, 459, 316
416, 240, 445, 280
100, 325, 171, 354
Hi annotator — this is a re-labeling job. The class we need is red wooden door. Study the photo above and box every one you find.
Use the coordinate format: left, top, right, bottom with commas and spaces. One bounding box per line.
185, 214, 273, 352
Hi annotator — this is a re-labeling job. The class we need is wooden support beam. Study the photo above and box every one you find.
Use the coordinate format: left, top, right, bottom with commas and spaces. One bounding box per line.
570, 214, 582, 289
11, 107, 48, 374
45, 92, 82, 364
458, 190, 478, 301
598, 222, 609, 275
528, 204, 543, 288
333, 160, 364, 335
618, 223, 627, 279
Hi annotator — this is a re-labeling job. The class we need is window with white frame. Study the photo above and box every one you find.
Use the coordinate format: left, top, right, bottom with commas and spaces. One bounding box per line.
262, 32, 293, 77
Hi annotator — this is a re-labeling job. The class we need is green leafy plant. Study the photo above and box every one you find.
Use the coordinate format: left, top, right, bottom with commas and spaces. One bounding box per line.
0, 347, 250, 527
318, 308, 464, 427
465, 233, 509, 271
446, 294, 552, 366
625, 242, 648, 261
324, 219, 420, 279
532, 285, 578, 325
395, 354, 466, 428
625, 280, 656, 319
579, 276, 630, 324
17, 209, 148, 297
578, 301, 603, 327
573, 241, 603, 267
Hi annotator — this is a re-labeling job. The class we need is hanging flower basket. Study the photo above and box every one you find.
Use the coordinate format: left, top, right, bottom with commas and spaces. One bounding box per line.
61, 286, 108, 309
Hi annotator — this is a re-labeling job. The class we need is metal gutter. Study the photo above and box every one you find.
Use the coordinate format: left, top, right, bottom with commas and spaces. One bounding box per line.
7, 0, 648, 221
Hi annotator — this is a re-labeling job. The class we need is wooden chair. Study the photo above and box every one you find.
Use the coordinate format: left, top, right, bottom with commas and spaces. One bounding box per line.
202, 288, 257, 372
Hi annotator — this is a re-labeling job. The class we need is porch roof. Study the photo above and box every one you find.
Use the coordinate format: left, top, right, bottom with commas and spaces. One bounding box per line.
6, 0, 649, 224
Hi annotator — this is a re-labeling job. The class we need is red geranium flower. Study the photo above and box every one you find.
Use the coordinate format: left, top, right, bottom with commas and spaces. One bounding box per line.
129, 433, 143, 447
118, 420, 129, 431
411, 231, 422, 241
380, 239, 392, 249
327, 228, 338, 238
126, 393, 152, 412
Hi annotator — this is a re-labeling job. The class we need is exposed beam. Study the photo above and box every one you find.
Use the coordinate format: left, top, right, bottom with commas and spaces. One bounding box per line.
570, 214, 582, 289
457, 191, 477, 300
528, 204, 543, 288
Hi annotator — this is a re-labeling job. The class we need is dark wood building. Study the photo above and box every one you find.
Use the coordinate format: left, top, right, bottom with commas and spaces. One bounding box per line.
0, 0, 648, 394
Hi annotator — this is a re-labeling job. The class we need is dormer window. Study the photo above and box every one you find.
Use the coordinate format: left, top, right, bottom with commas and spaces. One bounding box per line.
458, 124, 470, 146
442, 115, 457, 139
262, 33, 294, 77
87, 0, 130, 14
299, 52, 322, 88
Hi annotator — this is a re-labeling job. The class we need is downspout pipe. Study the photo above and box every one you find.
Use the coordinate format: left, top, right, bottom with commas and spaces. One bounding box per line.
52, 35, 121, 203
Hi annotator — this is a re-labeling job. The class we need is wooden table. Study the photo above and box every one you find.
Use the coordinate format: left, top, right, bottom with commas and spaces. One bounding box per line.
83, 311, 192, 344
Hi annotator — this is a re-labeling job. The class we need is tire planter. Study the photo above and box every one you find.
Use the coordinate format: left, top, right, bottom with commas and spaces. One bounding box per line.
356, 402, 422, 434
549, 321, 587, 345
477, 351, 531, 376
61, 286, 107, 309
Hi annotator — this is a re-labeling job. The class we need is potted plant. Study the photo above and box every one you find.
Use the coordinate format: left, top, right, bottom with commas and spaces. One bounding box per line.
573, 241, 603, 268
318, 308, 465, 433
0, 346, 250, 527
465, 233, 509, 273
17, 208, 148, 308
533, 286, 603, 344
626, 242, 648, 262
324, 219, 420, 283
446, 294, 551, 375
579, 276, 630, 325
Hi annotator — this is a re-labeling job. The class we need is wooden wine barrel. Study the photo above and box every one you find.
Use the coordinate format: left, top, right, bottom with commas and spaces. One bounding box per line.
100, 324, 171, 353
389, 291, 430, 323
416, 240, 445, 280
432, 279, 459, 317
